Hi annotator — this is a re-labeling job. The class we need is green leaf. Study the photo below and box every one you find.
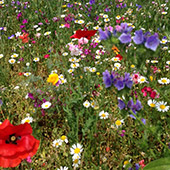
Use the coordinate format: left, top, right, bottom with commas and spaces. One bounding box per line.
144, 157, 170, 170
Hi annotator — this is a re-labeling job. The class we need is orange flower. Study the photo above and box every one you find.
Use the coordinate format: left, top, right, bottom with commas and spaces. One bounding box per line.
112, 45, 120, 54
19, 33, 29, 43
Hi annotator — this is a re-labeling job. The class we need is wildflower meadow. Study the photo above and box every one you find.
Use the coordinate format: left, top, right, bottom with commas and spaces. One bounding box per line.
0, 0, 170, 169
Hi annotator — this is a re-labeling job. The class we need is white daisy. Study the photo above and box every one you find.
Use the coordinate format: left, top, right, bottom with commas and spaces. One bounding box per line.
33, 57, 40, 62
115, 119, 124, 128
52, 139, 62, 148
60, 135, 68, 143
95, 55, 100, 59
90, 67, 96, 73
103, 14, 108, 18
83, 100, 90, 108
114, 62, 121, 69
156, 101, 169, 112
41, 101, 52, 109
99, 110, 109, 119
70, 143, 83, 156
57, 166, 68, 170
68, 69, 74, 74
0, 54, 4, 59
104, 18, 110, 22
138, 76, 147, 83
44, 31, 51, 36
11, 53, 19, 58
24, 72, 31, 76
21, 116, 33, 124
72, 158, 81, 168
166, 61, 170, 65
147, 99, 157, 108
62, 52, 68, 56
151, 60, 158, 63
78, 20, 84, 24
158, 78, 170, 85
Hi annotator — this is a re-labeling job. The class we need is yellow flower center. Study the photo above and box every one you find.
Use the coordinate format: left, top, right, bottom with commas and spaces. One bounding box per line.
160, 105, 166, 109
161, 79, 167, 83
115, 120, 121, 126
44, 104, 49, 108
74, 159, 79, 164
25, 119, 30, 123
74, 148, 80, 154
55, 142, 59, 146
140, 78, 145, 82
150, 103, 155, 107
124, 160, 129, 165
101, 113, 106, 117
61, 136, 66, 140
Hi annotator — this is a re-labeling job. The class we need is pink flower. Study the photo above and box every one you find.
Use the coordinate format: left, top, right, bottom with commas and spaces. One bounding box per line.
64, 23, 70, 28
32, 41, 36, 44
44, 54, 50, 58
26, 156, 32, 163
115, 25, 122, 32
78, 37, 89, 45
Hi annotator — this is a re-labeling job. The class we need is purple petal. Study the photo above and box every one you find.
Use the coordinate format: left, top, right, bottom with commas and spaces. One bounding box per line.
119, 33, 131, 43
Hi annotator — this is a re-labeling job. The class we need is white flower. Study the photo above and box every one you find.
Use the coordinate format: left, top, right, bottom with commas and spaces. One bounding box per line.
151, 60, 158, 63
21, 116, 33, 124
60, 135, 68, 143
52, 139, 62, 148
36, 27, 41, 31
115, 119, 124, 128
57, 166, 68, 170
114, 62, 121, 69
111, 57, 119, 62
70, 63, 79, 69
15, 32, 21, 37
78, 20, 84, 24
14, 86, 20, 90
95, 55, 100, 59
33, 57, 40, 62
62, 52, 68, 56
26, 62, 30, 67
156, 101, 169, 112
83, 100, 90, 108
44, 31, 51, 36
104, 18, 110, 22
103, 14, 108, 18
166, 61, 170, 65
33, 25, 38, 28
24, 72, 31, 76
99, 110, 109, 119
138, 76, 147, 83
68, 69, 74, 74
158, 78, 170, 85
41, 101, 52, 109
70, 143, 83, 157
147, 99, 157, 107
8, 59, 16, 64
0, 54, 4, 59
11, 53, 19, 58
72, 159, 81, 168
90, 67, 96, 72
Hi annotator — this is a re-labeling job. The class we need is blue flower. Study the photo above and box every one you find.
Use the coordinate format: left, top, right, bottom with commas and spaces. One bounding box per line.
119, 33, 131, 44
103, 70, 112, 88
115, 80, 125, 91
99, 28, 111, 40
133, 30, 144, 45
118, 99, 126, 110
145, 34, 160, 51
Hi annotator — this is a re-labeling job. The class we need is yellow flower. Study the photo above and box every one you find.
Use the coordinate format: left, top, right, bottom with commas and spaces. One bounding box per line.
150, 76, 153, 81
47, 74, 59, 85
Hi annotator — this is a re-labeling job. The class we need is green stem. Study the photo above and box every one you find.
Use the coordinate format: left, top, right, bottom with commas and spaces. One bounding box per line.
130, 110, 170, 152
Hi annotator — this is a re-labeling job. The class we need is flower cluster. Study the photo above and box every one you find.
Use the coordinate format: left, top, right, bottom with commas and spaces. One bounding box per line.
70, 143, 83, 168
118, 98, 142, 118
141, 86, 158, 99
103, 70, 133, 90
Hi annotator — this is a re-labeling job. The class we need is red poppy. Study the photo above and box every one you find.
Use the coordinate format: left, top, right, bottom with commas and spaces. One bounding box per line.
70, 29, 97, 40
0, 119, 40, 168
115, 54, 123, 60
19, 33, 29, 43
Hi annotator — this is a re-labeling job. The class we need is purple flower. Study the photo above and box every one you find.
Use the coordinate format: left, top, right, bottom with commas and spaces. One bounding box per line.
20, 25, 25, 29
115, 80, 125, 90
124, 72, 133, 88
119, 33, 131, 43
135, 100, 142, 111
89, 0, 95, 5
141, 118, 146, 125
17, 12, 22, 20
135, 163, 140, 170
0, 99, 3, 106
103, 70, 112, 88
22, 19, 28, 24
120, 23, 133, 33
145, 34, 160, 51
28, 93, 34, 100
127, 99, 134, 108
99, 28, 111, 40
133, 30, 144, 44
118, 99, 126, 110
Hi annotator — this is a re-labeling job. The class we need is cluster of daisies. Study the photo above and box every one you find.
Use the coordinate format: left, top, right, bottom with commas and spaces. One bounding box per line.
148, 99, 169, 112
